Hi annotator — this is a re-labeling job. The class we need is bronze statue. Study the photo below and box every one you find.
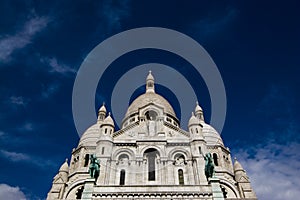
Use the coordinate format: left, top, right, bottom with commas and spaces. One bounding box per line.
204, 153, 214, 180
89, 154, 100, 181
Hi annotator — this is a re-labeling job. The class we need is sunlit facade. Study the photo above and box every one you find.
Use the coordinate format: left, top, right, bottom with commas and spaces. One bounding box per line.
47, 72, 257, 200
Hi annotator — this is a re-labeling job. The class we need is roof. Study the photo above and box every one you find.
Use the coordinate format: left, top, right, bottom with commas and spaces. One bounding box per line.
125, 92, 176, 118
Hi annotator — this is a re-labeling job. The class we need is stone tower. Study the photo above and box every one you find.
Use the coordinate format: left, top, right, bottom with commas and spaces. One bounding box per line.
47, 72, 257, 200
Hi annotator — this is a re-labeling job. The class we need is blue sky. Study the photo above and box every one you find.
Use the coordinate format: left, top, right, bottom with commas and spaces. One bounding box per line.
0, 1, 299, 199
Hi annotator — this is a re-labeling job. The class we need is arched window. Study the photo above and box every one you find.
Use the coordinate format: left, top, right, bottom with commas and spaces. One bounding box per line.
118, 154, 129, 164
213, 153, 219, 166
145, 110, 158, 120
178, 169, 184, 185
120, 170, 125, 185
83, 154, 89, 167
144, 148, 159, 181
75, 186, 84, 199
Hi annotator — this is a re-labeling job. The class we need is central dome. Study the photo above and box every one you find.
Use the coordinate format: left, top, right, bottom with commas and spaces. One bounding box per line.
124, 71, 176, 119
125, 92, 176, 117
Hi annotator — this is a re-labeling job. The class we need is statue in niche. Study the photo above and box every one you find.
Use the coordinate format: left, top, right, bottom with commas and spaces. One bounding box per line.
89, 154, 100, 181
204, 153, 215, 180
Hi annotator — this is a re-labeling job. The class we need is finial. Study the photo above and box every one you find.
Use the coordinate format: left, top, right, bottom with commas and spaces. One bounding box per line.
108, 112, 111, 116
196, 101, 199, 105
234, 157, 237, 161
149, 70, 152, 74
191, 112, 195, 116
65, 158, 68, 163
102, 102, 105, 106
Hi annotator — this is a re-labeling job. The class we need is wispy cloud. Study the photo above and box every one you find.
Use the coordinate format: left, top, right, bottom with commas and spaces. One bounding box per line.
0, 149, 56, 169
0, 131, 5, 137
41, 82, 60, 99
234, 141, 300, 200
40, 56, 76, 75
9, 96, 30, 106
22, 122, 35, 131
0, 16, 49, 63
188, 6, 238, 39
101, 0, 131, 32
0, 150, 31, 162
0, 184, 26, 200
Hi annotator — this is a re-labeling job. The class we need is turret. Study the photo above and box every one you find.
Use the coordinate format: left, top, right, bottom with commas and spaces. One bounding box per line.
97, 103, 107, 123
58, 158, 69, 182
101, 112, 115, 136
146, 70, 155, 93
234, 158, 257, 199
46, 159, 69, 200
195, 101, 204, 121
188, 112, 203, 137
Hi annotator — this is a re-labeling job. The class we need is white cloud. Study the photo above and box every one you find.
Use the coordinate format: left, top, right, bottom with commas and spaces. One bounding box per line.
0, 131, 5, 137
0, 149, 56, 169
0, 150, 31, 162
234, 142, 300, 200
0, 16, 49, 62
0, 184, 26, 200
40, 56, 76, 75
10, 96, 29, 106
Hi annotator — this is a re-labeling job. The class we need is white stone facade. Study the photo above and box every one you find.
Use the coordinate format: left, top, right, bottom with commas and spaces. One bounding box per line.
47, 72, 257, 200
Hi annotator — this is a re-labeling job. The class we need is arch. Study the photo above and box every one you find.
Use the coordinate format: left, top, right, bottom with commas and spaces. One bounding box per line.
178, 169, 184, 185
83, 154, 89, 167
118, 154, 129, 161
219, 179, 241, 198
120, 169, 125, 185
145, 110, 158, 120
64, 180, 86, 199
75, 186, 84, 199
140, 146, 162, 157
213, 153, 219, 166
221, 185, 228, 198
168, 148, 191, 160
112, 148, 135, 160
144, 148, 159, 181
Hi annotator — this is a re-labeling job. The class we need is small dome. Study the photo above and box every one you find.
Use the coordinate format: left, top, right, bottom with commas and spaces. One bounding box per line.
195, 101, 203, 113
59, 159, 69, 173
202, 123, 224, 146
103, 113, 115, 127
98, 103, 107, 113
234, 158, 244, 172
146, 70, 154, 81
188, 112, 200, 126
79, 123, 100, 146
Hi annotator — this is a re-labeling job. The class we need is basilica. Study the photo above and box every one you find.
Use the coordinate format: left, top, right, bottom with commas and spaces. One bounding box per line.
47, 72, 257, 200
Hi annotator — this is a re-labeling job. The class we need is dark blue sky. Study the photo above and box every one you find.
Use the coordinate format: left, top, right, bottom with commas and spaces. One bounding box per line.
0, 1, 299, 199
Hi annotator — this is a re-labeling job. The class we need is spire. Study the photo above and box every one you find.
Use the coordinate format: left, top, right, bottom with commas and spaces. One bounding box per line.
233, 158, 257, 199
97, 102, 106, 123
188, 112, 199, 127
59, 158, 69, 173
103, 112, 115, 127
234, 158, 244, 172
146, 70, 155, 93
195, 101, 204, 121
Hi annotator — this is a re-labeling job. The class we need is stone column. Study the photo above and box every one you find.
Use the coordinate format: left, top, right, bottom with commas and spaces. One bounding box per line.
81, 178, 95, 200
209, 178, 224, 200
